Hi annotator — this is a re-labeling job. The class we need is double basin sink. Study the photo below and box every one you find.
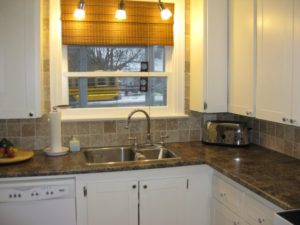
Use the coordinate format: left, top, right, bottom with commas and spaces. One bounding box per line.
84, 144, 180, 165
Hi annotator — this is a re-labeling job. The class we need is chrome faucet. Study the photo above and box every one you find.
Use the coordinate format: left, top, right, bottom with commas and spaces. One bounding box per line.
125, 109, 152, 145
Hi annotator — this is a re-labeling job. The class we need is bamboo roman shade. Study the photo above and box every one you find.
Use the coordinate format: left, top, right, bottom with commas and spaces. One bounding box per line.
61, 0, 174, 46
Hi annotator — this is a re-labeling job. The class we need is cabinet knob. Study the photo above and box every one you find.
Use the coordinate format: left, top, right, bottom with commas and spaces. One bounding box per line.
282, 117, 287, 122
290, 119, 297, 124
143, 185, 147, 189
220, 192, 226, 197
132, 185, 136, 189
29, 112, 34, 117
246, 111, 252, 116
258, 218, 265, 224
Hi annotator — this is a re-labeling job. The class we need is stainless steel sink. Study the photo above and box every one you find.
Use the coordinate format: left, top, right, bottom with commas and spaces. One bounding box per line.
84, 145, 180, 165
84, 146, 135, 165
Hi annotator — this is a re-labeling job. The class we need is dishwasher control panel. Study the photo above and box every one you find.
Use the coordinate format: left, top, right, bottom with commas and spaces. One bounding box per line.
0, 179, 75, 203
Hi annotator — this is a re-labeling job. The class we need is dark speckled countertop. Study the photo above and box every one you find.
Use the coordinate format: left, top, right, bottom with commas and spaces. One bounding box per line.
0, 142, 299, 210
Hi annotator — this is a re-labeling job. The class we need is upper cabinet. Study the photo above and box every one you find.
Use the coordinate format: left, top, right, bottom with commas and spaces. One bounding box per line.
0, 0, 42, 119
292, 0, 300, 126
228, 0, 256, 117
256, 0, 294, 124
190, 0, 228, 113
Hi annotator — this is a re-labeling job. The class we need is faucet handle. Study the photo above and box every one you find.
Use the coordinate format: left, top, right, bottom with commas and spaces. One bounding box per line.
159, 134, 169, 146
128, 136, 138, 151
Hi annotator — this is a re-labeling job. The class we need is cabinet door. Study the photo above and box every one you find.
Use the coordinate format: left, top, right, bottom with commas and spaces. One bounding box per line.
190, 0, 227, 113
86, 180, 138, 225
211, 199, 246, 225
139, 177, 187, 225
228, 0, 256, 117
292, 0, 300, 126
256, 0, 293, 123
0, 0, 41, 119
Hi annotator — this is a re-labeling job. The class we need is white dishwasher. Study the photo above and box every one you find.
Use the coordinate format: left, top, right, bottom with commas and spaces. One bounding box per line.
0, 178, 76, 225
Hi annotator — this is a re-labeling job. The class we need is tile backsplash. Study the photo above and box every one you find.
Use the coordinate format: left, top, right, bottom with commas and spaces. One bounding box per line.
216, 113, 300, 160
0, 112, 204, 150
0, 113, 300, 160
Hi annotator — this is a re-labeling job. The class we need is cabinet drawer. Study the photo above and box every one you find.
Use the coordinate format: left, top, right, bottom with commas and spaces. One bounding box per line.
213, 175, 243, 214
211, 199, 246, 225
243, 193, 275, 225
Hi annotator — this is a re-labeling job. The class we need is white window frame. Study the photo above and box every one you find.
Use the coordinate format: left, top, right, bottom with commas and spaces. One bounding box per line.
50, 0, 186, 121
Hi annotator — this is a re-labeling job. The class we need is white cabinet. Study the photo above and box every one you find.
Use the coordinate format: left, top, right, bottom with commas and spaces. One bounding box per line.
86, 180, 138, 225
190, 0, 227, 113
292, 0, 300, 126
256, 0, 295, 124
211, 199, 246, 225
76, 166, 213, 225
0, 0, 41, 119
211, 173, 282, 225
139, 178, 186, 225
228, 0, 256, 117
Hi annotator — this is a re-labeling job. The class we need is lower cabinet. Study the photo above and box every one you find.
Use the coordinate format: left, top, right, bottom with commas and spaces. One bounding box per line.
76, 165, 213, 225
211, 199, 246, 225
86, 179, 138, 225
211, 172, 282, 225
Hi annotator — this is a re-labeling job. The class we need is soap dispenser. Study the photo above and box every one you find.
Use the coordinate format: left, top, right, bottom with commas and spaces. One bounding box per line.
69, 136, 80, 152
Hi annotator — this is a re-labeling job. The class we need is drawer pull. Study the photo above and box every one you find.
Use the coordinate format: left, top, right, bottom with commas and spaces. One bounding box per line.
220, 192, 226, 197
258, 218, 265, 224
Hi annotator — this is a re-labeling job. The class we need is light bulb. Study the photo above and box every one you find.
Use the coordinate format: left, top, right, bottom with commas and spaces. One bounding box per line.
160, 8, 172, 20
115, 9, 126, 20
74, 8, 85, 20
74, 0, 85, 20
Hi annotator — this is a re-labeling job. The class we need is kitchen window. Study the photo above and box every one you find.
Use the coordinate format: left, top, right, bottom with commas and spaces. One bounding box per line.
50, 0, 185, 120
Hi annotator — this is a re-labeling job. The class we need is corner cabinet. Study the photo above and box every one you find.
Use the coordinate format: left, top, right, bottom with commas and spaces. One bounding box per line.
211, 172, 282, 225
190, 0, 228, 113
228, 0, 256, 117
76, 166, 213, 225
256, 0, 300, 126
0, 0, 42, 119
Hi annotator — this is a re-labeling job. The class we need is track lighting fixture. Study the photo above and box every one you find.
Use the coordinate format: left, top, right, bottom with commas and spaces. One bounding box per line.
158, 0, 172, 20
115, 0, 126, 20
74, 0, 85, 20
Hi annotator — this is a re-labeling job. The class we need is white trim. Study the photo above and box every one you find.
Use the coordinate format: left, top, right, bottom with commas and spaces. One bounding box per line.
50, 0, 185, 121
64, 72, 172, 78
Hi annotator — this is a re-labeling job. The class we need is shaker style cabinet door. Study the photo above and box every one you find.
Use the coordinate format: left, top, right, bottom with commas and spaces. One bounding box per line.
139, 177, 187, 225
256, 0, 294, 123
292, 0, 300, 126
190, 0, 228, 113
228, 0, 256, 117
0, 0, 41, 119
86, 180, 138, 225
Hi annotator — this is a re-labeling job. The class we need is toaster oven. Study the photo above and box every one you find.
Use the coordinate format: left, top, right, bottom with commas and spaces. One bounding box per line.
202, 121, 250, 146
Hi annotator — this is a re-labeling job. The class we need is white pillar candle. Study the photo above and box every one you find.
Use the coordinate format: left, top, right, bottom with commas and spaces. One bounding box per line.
50, 110, 62, 152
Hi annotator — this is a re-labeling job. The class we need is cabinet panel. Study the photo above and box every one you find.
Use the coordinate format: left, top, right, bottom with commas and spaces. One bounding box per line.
190, 0, 227, 113
211, 199, 246, 225
292, 0, 300, 126
228, 0, 256, 117
139, 177, 187, 225
213, 175, 243, 215
256, 0, 294, 123
243, 194, 274, 225
0, 0, 41, 119
86, 180, 138, 225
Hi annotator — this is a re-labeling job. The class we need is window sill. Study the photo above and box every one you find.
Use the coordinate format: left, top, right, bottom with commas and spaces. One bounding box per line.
61, 112, 189, 122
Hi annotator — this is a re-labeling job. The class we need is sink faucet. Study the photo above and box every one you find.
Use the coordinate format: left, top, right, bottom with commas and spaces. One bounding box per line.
125, 109, 152, 145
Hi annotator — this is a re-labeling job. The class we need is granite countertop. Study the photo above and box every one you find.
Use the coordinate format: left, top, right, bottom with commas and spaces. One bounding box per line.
0, 142, 299, 210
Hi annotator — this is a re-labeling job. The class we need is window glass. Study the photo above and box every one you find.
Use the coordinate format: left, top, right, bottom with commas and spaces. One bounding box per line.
67, 46, 165, 72
68, 77, 167, 108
